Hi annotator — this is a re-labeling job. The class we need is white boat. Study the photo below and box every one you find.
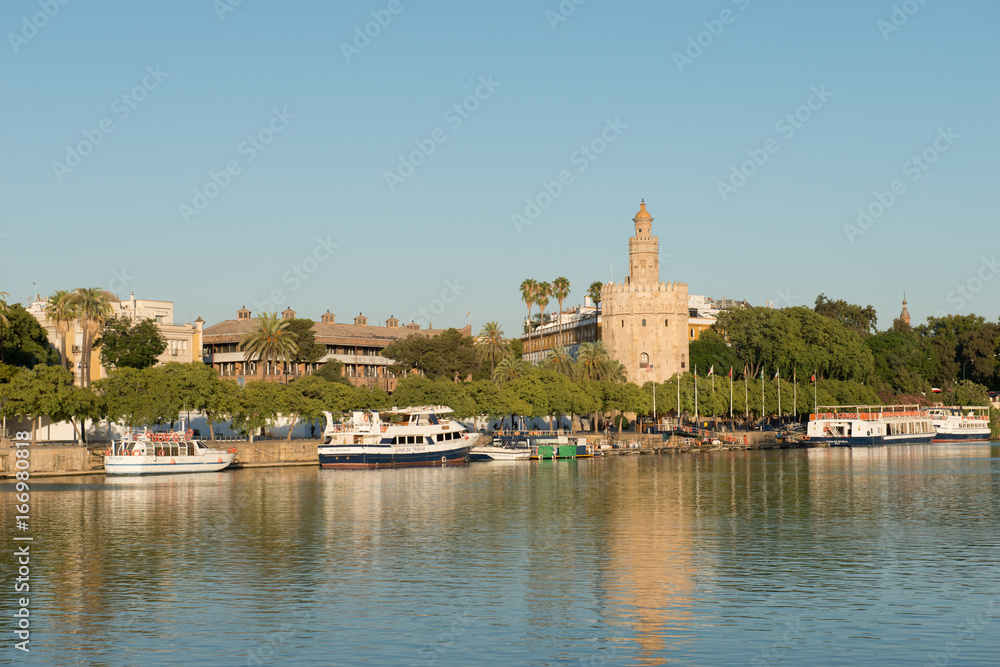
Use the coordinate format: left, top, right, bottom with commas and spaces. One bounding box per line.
469, 438, 532, 461
318, 405, 475, 469
927, 406, 992, 442
806, 405, 935, 447
104, 429, 237, 475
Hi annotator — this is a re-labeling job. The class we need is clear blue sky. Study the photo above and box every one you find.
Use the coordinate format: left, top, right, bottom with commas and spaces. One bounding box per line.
1, 0, 997, 334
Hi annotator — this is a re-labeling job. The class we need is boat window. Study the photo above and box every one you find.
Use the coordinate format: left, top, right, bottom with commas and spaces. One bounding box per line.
407, 436, 415, 444
416, 436, 424, 444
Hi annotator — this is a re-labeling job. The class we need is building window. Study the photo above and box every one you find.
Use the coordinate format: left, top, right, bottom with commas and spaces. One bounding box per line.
642, 319, 646, 327
690, 328, 694, 338
681, 360, 686, 369
621, 320, 624, 328
664, 319, 669, 326
640, 352, 649, 368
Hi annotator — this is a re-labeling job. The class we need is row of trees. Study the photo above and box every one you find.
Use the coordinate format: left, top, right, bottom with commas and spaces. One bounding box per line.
0, 361, 378, 444
692, 296, 1000, 395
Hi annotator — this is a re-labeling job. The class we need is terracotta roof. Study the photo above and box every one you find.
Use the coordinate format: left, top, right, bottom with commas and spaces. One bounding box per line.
202, 318, 470, 345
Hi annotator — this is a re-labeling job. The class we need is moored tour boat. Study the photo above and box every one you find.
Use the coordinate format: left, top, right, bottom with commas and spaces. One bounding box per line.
927, 406, 992, 442
318, 405, 475, 469
806, 405, 935, 447
104, 429, 237, 475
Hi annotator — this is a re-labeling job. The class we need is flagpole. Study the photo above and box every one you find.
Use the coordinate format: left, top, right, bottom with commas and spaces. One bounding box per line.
814, 369, 817, 412
695, 366, 699, 422
677, 372, 681, 426
793, 369, 797, 420
760, 369, 764, 428
777, 369, 781, 425
744, 366, 748, 420
729, 367, 733, 422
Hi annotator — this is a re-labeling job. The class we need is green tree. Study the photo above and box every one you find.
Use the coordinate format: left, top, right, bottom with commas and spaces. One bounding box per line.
689, 329, 740, 377
71, 287, 113, 388
0, 365, 77, 444
44, 289, 78, 371
493, 354, 530, 384
158, 362, 235, 441
551, 277, 570, 331
95, 317, 168, 370
475, 321, 510, 378
313, 359, 351, 386
587, 281, 603, 309
0, 303, 60, 368
520, 279, 538, 332
0, 285, 9, 329
240, 312, 299, 376
96, 367, 173, 428
284, 318, 327, 368
381, 329, 478, 381
536, 281, 551, 326
542, 346, 574, 377
230, 380, 289, 439
814, 293, 878, 336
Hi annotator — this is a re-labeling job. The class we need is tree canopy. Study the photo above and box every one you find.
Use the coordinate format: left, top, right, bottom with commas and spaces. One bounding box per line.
95, 317, 168, 370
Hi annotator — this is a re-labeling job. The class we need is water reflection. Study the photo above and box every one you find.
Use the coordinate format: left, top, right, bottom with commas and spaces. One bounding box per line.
2, 444, 998, 666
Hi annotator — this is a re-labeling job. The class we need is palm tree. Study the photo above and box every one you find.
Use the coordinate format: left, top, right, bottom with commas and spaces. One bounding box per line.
588, 281, 603, 309
45, 290, 78, 371
552, 277, 570, 332
240, 312, 299, 379
0, 285, 9, 328
544, 346, 574, 377
576, 341, 614, 381
493, 354, 530, 384
72, 288, 113, 387
0, 286, 8, 363
520, 279, 537, 332
476, 321, 510, 378
536, 281, 551, 327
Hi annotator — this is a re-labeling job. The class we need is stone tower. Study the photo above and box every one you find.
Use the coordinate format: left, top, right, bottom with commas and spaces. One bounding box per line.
600, 200, 689, 384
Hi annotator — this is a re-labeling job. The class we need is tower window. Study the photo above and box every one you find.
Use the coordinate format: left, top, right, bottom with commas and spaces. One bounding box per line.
621, 320, 624, 328
664, 319, 668, 326
642, 319, 646, 327
640, 353, 649, 367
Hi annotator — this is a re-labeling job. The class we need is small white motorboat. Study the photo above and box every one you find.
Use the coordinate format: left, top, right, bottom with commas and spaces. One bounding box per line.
104, 429, 237, 475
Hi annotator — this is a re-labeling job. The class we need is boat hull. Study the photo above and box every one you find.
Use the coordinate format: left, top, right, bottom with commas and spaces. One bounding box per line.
810, 436, 883, 447
468, 447, 531, 461
105, 453, 236, 475
884, 433, 937, 445
931, 431, 992, 443
318, 444, 471, 469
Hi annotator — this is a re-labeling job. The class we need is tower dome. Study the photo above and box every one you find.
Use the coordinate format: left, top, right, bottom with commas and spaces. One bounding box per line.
633, 199, 652, 222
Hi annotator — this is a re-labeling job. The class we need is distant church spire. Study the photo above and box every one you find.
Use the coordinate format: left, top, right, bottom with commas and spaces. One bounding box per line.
899, 293, 910, 326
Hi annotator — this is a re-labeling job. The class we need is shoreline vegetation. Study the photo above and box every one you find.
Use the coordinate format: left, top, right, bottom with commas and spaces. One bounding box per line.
2, 289, 1000, 443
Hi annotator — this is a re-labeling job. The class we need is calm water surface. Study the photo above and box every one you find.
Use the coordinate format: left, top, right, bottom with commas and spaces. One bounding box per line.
3, 444, 999, 666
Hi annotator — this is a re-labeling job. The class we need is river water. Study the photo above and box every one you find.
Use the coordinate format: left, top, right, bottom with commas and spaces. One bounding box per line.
3, 444, 999, 666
